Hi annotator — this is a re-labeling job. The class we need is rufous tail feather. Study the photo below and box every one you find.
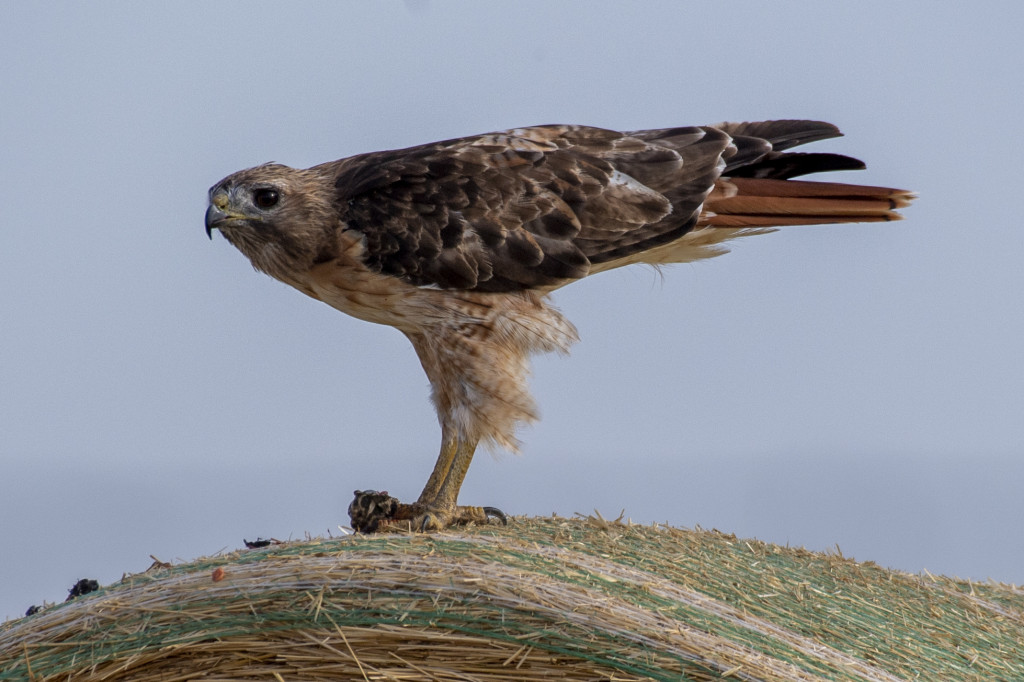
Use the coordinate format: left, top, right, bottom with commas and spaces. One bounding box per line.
704, 177, 914, 228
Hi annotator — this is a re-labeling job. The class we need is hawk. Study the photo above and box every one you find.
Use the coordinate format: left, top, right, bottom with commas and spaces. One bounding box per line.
206, 120, 912, 531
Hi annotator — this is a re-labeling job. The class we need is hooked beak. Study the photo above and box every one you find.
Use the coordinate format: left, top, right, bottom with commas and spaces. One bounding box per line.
205, 192, 236, 240
205, 203, 227, 240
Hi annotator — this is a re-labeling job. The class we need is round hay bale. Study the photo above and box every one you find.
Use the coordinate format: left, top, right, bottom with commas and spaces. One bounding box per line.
2, 515, 1023, 680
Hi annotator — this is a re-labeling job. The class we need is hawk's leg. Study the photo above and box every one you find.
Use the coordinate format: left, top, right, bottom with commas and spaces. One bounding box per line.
415, 427, 461, 506
413, 431, 506, 530
347, 430, 507, 532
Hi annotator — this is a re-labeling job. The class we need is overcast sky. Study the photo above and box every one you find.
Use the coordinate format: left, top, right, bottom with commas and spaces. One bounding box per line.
2, 1, 1022, 621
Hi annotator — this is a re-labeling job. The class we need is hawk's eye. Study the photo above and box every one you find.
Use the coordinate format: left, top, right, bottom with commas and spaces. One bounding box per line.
253, 188, 280, 209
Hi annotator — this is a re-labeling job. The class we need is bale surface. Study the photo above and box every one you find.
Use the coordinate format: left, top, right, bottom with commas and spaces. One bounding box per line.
2, 515, 1023, 681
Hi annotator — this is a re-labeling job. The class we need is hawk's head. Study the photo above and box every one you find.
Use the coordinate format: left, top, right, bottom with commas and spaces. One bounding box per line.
206, 163, 338, 282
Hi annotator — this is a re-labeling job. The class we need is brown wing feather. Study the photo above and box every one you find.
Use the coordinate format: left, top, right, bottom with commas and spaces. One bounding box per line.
325, 121, 911, 293
328, 125, 733, 291
582, 127, 732, 263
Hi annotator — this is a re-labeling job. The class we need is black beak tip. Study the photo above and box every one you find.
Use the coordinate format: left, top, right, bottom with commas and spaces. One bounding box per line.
204, 203, 221, 240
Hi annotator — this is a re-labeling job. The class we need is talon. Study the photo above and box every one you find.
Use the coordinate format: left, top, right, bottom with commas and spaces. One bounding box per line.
483, 506, 508, 525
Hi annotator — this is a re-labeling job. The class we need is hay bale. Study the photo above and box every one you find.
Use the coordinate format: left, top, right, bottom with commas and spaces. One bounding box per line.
2, 515, 1023, 681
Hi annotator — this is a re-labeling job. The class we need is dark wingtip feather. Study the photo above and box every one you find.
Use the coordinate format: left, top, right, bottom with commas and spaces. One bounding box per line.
713, 120, 844, 151
728, 152, 866, 180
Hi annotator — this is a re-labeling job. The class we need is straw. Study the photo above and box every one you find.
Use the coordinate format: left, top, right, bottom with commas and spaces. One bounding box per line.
3, 515, 1022, 681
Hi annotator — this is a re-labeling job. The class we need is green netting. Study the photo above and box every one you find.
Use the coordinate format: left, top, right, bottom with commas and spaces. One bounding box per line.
2, 515, 1022, 681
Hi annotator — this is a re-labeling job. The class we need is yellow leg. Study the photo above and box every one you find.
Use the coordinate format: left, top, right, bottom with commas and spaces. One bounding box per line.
418, 430, 477, 508
415, 428, 459, 507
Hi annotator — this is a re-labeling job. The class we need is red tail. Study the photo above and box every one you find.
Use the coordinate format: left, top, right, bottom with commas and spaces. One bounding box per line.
704, 177, 914, 228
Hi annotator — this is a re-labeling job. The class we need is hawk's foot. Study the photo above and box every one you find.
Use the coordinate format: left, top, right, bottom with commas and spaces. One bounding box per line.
347, 490, 507, 533
411, 504, 508, 532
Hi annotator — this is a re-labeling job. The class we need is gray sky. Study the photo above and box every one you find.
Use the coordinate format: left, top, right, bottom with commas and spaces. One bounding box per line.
2, 1, 1022, 620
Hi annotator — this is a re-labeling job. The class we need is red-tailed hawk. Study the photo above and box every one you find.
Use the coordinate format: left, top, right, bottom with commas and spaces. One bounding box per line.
206, 120, 913, 532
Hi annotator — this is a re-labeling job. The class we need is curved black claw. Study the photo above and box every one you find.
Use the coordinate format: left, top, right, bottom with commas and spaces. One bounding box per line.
483, 506, 508, 525
348, 489, 400, 533
418, 512, 438, 532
